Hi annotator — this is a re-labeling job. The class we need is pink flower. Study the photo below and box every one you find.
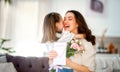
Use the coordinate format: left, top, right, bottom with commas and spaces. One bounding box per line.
78, 46, 84, 51
70, 43, 79, 49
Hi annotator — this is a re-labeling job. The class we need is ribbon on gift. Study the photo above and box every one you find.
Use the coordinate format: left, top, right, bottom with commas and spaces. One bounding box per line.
49, 64, 63, 72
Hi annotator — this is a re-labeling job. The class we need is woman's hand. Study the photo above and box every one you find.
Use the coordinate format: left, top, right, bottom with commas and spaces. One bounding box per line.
66, 58, 72, 67
48, 50, 58, 60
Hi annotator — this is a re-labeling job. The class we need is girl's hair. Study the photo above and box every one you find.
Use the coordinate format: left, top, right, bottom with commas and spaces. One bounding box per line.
41, 12, 61, 43
66, 10, 96, 45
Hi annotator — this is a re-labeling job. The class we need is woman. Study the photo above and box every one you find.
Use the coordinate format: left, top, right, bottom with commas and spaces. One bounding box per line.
65, 10, 96, 72
49, 10, 96, 72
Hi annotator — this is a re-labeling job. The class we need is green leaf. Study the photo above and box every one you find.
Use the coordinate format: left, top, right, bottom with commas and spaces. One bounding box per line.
0, 38, 15, 54
0, 39, 11, 47
66, 45, 76, 58
50, 69, 55, 72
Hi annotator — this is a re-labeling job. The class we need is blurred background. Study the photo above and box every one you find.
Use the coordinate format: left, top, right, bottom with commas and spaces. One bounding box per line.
0, 0, 120, 71
0, 0, 120, 56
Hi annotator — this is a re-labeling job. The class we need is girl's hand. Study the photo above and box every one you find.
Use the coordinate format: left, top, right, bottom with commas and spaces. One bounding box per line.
48, 50, 58, 60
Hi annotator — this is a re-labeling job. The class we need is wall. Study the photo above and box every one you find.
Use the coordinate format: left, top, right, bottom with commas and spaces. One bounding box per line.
50, 0, 120, 37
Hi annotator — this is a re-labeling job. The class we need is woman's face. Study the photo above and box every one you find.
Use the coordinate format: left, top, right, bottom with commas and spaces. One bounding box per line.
63, 12, 78, 34
56, 16, 63, 33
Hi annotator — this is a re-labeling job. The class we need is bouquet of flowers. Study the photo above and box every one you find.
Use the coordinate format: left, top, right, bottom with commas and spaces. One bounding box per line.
66, 38, 85, 58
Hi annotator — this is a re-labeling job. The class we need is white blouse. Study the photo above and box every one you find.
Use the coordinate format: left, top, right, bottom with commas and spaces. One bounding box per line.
70, 39, 96, 72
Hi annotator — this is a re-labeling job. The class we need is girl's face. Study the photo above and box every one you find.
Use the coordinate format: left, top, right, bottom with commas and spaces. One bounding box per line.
63, 12, 78, 34
56, 16, 63, 33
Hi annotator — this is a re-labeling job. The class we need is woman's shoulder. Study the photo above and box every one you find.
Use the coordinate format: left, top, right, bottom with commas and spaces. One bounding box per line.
80, 39, 91, 44
80, 39, 95, 50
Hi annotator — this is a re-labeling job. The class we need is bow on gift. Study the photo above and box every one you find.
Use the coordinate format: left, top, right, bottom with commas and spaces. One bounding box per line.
49, 64, 63, 72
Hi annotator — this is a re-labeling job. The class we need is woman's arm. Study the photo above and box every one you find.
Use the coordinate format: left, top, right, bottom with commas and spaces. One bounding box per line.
66, 58, 91, 72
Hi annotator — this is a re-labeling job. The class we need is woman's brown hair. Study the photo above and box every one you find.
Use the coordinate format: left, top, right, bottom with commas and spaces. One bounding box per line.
66, 10, 96, 45
41, 12, 61, 43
